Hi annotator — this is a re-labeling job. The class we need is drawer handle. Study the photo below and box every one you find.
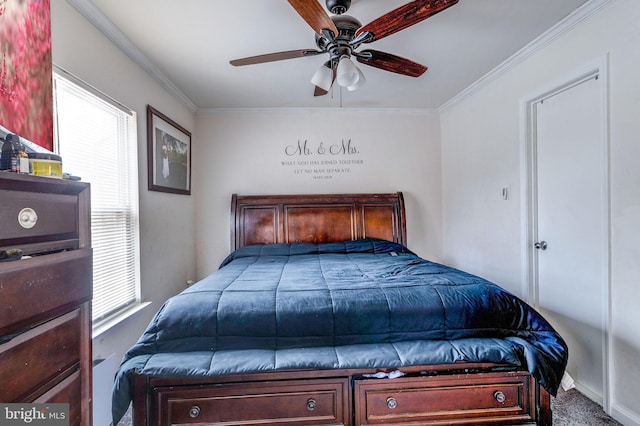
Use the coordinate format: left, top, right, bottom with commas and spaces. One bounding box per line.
386, 397, 398, 409
18, 208, 38, 229
306, 398, 317, 411
494, 391, 506, 403
189, 405, 201, 418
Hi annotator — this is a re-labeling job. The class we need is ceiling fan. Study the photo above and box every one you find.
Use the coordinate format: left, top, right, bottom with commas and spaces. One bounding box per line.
230, 0, 459, 96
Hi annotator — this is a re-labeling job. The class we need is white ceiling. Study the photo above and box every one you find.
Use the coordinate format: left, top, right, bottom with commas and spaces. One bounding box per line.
77, 0, 592, 110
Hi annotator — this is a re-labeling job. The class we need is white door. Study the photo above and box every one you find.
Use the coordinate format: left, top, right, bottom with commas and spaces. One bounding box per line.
533, 75, 607, 403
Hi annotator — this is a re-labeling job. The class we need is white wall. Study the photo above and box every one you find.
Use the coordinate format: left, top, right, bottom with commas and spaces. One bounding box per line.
194, 108, 443, 277
441, 1, 640, 424
50, 0, 197, 367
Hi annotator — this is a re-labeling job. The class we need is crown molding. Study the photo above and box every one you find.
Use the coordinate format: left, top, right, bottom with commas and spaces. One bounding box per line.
65, 0, 197, 113
438, 0, 614, 113
195, 107, 440, 116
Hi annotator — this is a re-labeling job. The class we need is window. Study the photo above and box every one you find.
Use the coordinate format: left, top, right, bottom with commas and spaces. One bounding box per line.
53, 67, 141, 330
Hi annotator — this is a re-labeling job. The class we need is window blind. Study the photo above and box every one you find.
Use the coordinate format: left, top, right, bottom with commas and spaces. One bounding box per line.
53, 69, 140, 325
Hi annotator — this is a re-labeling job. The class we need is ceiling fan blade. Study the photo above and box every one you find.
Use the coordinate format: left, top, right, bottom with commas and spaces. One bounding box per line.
356, 0, 458, 43
288, 0, 339, 37
230, 49, 323, 66
356, 50, 427, 77
314, 86, 329, 96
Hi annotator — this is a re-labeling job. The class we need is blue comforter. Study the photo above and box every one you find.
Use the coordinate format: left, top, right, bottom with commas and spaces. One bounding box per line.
112, 239, 567, 424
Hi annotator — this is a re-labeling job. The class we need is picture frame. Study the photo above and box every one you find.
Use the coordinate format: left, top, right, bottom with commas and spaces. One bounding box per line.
147, 105, 191, 195
0, 0, 54, 151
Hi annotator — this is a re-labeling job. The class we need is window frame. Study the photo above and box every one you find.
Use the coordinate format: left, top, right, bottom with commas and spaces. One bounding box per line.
52, 66, 145, 336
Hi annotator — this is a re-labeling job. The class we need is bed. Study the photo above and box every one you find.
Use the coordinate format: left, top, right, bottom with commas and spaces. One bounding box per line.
112, 192, 567, 426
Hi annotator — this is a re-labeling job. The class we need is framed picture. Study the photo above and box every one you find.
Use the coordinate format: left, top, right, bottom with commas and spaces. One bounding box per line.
0, 0, 54, 151
147, 105, 191, 195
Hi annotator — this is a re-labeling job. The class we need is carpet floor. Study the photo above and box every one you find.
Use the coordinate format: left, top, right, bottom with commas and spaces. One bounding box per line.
115, 387, 620, 425
552, 388, 621, 425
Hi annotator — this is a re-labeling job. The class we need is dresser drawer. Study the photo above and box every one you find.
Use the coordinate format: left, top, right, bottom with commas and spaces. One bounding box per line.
0, 310, 81, 402
34, 370, 82, 426
155, 378, 349, 426
0, 249, 91, 335
354, 372, 534, 425
0, 190, 79, 249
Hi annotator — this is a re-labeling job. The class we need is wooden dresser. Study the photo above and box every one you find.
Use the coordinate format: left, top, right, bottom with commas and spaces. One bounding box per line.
0, 173, 92, 426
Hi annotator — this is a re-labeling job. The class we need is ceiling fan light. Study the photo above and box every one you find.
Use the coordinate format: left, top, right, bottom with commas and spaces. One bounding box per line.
347, 67, 366, 91
336, 56, 360, 88
311, 62, 333, 91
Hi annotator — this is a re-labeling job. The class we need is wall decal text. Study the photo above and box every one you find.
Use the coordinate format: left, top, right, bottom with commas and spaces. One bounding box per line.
281, 139, 365, 180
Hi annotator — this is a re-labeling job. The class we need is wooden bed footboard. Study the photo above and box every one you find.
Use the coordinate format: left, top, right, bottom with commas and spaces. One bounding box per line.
130, 365, 552, 425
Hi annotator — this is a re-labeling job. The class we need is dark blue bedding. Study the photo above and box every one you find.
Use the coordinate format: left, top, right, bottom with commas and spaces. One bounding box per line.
112, 239, 567, 424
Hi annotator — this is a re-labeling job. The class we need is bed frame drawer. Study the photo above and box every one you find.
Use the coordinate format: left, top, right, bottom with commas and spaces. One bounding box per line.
154, 378, 349, 426
354, 371, 535, 425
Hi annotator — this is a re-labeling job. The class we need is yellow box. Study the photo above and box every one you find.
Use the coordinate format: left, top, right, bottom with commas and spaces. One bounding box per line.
29, 153, 63, 178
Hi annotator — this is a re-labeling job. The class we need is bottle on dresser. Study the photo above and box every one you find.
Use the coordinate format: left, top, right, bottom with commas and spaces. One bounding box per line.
0, 133, 28, 173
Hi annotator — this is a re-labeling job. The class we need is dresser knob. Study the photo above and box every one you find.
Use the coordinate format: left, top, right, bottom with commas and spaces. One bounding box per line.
189, 405, 200, 418
494, 391, 506, 403
18, 208, 38, 229
306, 398, 317, 411
386, 397, 398, 409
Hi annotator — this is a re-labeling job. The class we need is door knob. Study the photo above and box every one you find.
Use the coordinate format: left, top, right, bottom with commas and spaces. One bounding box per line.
534, 241, 548, 250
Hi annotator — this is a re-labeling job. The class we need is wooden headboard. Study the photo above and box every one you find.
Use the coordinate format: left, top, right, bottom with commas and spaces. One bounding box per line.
231, 192, 407, 250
